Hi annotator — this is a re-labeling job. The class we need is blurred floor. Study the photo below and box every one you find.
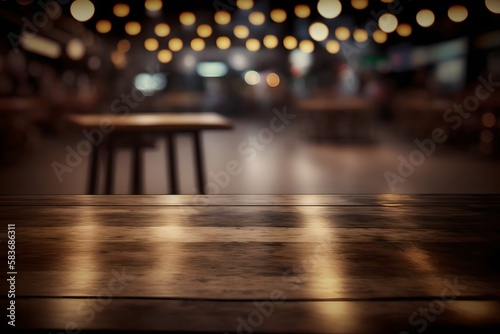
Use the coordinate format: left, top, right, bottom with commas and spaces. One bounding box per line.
1, 120, 500, 194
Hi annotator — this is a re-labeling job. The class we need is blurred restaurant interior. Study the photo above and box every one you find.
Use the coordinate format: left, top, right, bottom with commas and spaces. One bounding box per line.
1, 0, 500, 194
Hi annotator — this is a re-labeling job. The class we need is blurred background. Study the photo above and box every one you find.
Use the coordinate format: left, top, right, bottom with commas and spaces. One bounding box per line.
1, 0, 500, 194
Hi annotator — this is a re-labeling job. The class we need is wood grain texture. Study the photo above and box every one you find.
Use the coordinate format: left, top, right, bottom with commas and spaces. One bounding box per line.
1, 194, 499, 206
1, 195, 499, 333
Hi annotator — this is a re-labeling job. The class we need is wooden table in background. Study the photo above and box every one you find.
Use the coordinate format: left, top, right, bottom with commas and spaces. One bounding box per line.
1, 195, 500, 333
295, 97, 375, 142
66, 113, 233, 195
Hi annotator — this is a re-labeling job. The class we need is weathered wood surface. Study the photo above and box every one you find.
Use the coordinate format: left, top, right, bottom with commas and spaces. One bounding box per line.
1, 195, 499, 333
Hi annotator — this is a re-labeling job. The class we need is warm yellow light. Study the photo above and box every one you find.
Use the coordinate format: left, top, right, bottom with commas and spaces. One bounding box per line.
216, 36, 231, 50
144, 38, 159, 51
237, 0, 253, 10
283, 36, 298, 50
373, 29, 388, 43
70, 0, 94, 22
113, 4, 129, 17
351, 0, 368, 10
309, 22, 329, 42
353, 28, 368, 42
295, 4, 311, 18
263, 35, 278, 49
197, 24, 212, 38
157, 49, 172, 64
448, 5, 468, 22
270, 9, 287, 23
169, 38, 183, 52
234, 25, 250, 39
125, 22, 141, 36
180, 12, 196, 26
245, 70, 260, 85
111, 51, 126, 69
317, 0, 342, 19
335, 27, 350, 41
191, 38, 205, 51
66, 38, 85, 60
246, 38, 261, 52
486, 0, 500, 14
96, 20, 111, 34
299, 40, 314, 53
379, 13, 398, 33
20, 34, 61, 59
416, 9, 435, 28
249, 11, 265, 25
117, 39, 130, 53
215, 11, 231, 25
326, 40, 340, 54
266, 73, 280, 87
155, 23, 170, 37
145, 0, 162, 12
396, 23, 412, 37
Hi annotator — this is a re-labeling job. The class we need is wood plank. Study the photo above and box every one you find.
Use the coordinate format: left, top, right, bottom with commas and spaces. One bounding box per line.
1, 205, 499, 229
15, 299, 500, 333
1, 194, 499, 207
1, 195, 499, 333
1, 202, 499, 299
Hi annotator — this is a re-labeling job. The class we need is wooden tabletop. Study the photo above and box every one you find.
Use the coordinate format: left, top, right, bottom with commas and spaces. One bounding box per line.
1, 195, 499, 333
66, 112, 233, 132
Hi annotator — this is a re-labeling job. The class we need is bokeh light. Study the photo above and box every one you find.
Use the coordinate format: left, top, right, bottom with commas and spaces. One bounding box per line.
416, 9, 435, 28
155, 23, 170, 37
96, 20, 111, 34
266, 73, 280, 87
295, 4, 311, 18
309, 22, 329, 42
169, 38, 183, 52
263, 35, 279, 49
216, 36, 231, 50
125, 21, 141, 35
270, 9, 287, 23
113, 4, 129, 17
70, 0, 94, 22
448, 5, 468, 22
215, 11, 231, 25
158, 50, 172, 63
317, 0, 342, 19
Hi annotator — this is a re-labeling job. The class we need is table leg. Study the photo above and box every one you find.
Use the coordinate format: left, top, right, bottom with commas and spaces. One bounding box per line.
88, 140, 99, 195
193, 131, 205, 195
132, 134, 143, 195
167, 133, 178, 194
105, 134, 115, 195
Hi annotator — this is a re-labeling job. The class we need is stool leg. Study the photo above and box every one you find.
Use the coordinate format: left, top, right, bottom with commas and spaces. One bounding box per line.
167, 133, 178, 194
88, 141, 99, 194
105, 134, 115, 195
193, 131, 205, 195
132, 134, 142, 195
